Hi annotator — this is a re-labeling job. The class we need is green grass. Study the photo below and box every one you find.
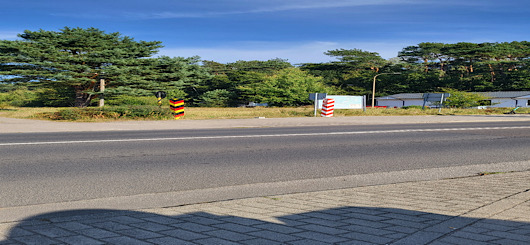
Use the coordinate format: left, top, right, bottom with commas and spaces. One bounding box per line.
1, 106, 528, 122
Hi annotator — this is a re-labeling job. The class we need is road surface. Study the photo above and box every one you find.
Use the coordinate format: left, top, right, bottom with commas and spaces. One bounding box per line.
1, 121, 529, 209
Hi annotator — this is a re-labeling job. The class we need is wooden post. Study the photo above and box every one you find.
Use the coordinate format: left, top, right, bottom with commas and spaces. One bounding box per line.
99, 78, 105, 107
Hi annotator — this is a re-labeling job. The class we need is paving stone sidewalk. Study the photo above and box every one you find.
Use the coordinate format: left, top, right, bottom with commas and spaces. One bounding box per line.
1, 171, 529, 245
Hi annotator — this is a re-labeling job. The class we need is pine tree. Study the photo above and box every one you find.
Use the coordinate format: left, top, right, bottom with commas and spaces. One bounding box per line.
0, 27, 162, 107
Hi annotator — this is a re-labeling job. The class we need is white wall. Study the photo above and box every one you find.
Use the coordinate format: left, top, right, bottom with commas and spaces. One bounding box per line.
378, 96, 529, 108
377, 99, 440, 108
492, 99, 516, 107
516, 99, 529, 107
377, 100, 403, 108
403, 100, 425, 107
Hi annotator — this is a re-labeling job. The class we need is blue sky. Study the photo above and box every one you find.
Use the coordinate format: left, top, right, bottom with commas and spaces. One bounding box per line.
1, 0, 529, 64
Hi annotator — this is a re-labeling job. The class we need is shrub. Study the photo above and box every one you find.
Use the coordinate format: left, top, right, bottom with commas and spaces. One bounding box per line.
0, 89, 39, 107
442, 89, 490, 108
44, 106, 174, 120
199, 89, 234, 107
105, 95, 154, 106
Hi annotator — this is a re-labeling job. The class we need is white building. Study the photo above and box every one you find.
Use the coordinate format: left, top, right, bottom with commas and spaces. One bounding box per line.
376, 91, 530, 108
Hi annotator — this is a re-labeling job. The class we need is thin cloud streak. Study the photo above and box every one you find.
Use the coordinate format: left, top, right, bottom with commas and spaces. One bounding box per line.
135, 0, 417, 19
158, 41, 410, 64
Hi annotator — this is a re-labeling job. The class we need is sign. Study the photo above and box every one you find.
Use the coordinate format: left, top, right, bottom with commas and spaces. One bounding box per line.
423, 93, 450, 102
155, 91, 167, 106
309, 93, 327, 101
318, 95, 364, 109
155, 91, 167, 99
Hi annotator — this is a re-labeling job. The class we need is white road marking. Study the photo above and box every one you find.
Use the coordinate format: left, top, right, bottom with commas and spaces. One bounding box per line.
1, 126, 529, 146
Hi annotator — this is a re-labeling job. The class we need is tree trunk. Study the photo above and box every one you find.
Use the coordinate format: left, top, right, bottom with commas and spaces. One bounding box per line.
488, 64, 496, 82
74, 87, 92, 107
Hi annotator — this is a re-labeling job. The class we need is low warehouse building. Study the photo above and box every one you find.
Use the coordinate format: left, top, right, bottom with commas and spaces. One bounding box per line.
376, 91, 530, 108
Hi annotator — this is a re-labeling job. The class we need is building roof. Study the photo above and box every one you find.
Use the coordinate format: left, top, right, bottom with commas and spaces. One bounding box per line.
377, 93, 424, 100
377, 91, 530, 100
515, 94, 530, 99
479, 91, 530, 98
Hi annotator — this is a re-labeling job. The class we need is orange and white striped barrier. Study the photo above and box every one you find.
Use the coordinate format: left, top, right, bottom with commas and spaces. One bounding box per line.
321, 98, 335, 117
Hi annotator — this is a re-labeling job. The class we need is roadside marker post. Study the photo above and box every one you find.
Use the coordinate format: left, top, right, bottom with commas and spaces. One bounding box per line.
309, 93, 327, 117
321, 98, 335, 117
155, 91, 167, 107
169, 98, 184, 119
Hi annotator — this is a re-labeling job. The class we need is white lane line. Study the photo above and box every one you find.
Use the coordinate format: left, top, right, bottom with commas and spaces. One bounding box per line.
1, 126, 529, 146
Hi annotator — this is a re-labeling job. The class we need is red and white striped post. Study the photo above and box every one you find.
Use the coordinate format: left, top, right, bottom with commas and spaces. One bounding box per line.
321, 98, 335, 117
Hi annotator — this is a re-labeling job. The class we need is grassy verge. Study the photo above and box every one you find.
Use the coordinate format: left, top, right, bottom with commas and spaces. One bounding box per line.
0, 106, 528, 122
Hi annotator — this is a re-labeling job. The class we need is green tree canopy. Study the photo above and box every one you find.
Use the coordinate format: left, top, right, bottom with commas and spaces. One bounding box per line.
246, 68, 331, 106
0, 27, 163, 107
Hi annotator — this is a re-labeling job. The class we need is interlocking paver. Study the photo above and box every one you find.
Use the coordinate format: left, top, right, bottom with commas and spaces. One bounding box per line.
253, 223, 304, 234
139, 216, 182, 225
128, 221, 174, 232
171, 222, 219, 232
296, 217, 347, 227
297, 224, 348, 235
485, 231, 530, 242
203, 229, 255, 241
90, 221, 131, 231
160, 229, 208, 241
287, 238, 334, 245
292, 231, 349, 243
247, 230, 300, 242
194, 237, 241, 245
108, 216, 145, 224
438, 235, 493, 245
340, 231, 395, 244
451, 230, 501, 242
146, 236, 194, 245
54, 222, 93, 231
55, 235, 104, 245
116, 228, 164, 239
342, 224, 396, 236
101, 236, 152, 245
1, 170, 529, 244
79, 228, 120, 239
3, 228, 33, 238
213, 222, 260, 233
240, 238, 284, 245
24, 225, 76, 238
12, 235, 58, 245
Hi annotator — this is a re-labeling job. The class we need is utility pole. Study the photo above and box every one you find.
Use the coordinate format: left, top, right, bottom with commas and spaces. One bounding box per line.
99, 78, 105, 107
371, 73, 401, 107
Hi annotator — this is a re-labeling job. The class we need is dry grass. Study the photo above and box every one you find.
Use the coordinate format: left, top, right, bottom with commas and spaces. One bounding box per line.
0, 107, 65, 119
1, 106, 528, 121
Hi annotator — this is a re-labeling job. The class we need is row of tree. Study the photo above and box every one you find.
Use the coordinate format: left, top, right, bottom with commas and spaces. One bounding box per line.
1, 27, 529, 107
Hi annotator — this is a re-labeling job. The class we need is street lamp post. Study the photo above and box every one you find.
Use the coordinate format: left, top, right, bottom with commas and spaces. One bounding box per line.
371, 72, 401, 108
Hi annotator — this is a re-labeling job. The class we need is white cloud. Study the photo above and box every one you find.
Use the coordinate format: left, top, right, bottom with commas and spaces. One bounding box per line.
158, 41, 410, 64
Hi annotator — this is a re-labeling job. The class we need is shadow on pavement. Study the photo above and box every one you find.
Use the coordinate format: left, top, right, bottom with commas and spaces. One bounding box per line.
3, 207, 529, 244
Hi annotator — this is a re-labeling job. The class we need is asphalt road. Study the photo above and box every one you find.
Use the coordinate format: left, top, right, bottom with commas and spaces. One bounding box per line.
1, 121, 529, 208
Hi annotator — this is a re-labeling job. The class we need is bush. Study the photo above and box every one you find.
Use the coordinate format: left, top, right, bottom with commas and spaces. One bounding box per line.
0, 89, 39, 107
32, 87, 76, 107
44, 106, 174, 120
442, 89, 490, 108
105, 95, 155, 106
199, 89, 234, 107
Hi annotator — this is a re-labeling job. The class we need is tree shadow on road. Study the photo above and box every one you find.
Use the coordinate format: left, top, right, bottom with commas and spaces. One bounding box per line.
2, 206, 529, 244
